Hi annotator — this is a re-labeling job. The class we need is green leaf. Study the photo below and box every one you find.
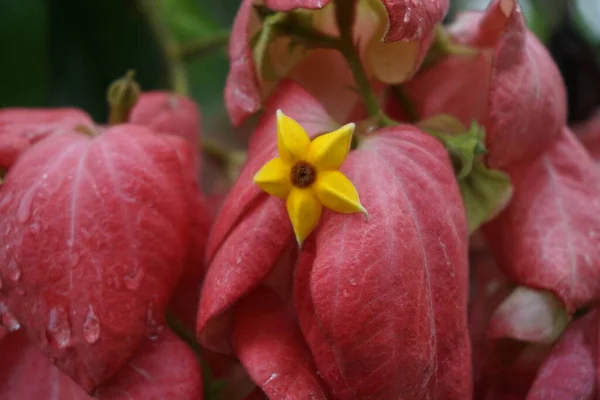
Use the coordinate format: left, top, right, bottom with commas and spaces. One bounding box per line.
0, 0, 47, 107
47, 0, 167, 122
460, 161, 512, 234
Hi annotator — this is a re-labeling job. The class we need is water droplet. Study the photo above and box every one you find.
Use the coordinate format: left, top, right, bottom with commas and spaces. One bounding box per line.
42, 173, 48, 180
0, 192, 14, 213
6, 260, 21, 282
46, 307, 72, 348
235, 255, 242, 265
342, 289, 350, 298
82, 306, 100, 344
146, 306, 164, 340
124, 268, 144, 291
349, 278, 357, 286
17, 189, 36, 223
30, 222, 40, 235
0, 302, 20, 331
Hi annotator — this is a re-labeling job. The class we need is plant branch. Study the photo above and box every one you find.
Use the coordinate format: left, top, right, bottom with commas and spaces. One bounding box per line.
173, 32, 231, 61
137, 0, 189, 94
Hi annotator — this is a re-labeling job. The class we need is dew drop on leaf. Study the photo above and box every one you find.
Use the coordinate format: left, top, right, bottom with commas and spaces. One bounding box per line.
16, 189, 35, 223
46, 307, 72, 348
30, 222, 40, 235
6, 259, 21, 282
146, 305, 165, 340
0, 302, 20, 331
82, 305, 101, 344
124, 267, 144, 291
342, 289, 350, 298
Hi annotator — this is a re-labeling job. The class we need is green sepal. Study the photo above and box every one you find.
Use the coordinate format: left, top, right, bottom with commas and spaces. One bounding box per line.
418, 114, 486, 180
251, 9, 289, 82
418, 114, 513, 233
460, 161, 513, 233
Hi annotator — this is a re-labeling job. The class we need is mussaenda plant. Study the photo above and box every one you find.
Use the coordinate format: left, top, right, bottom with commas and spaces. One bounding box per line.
0, 0, 600, 399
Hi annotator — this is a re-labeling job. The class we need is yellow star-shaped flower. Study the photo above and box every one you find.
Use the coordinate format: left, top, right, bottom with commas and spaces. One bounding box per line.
253, 110, 368, 246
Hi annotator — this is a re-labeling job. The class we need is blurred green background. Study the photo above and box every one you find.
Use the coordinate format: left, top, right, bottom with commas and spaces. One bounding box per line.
1, 0, 600, 130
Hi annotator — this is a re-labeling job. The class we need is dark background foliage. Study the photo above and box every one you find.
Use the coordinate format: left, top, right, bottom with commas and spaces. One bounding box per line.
1, 0, 600, 130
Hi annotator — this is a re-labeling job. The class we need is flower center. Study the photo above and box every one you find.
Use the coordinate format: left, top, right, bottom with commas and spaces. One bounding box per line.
290, 161, 317, 188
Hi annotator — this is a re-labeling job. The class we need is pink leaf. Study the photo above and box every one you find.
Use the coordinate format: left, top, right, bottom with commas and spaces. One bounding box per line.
232, 287, 329, 399
404, 0, 566, 168
381, 0, 449, 42
263, 0, 332, 11
0, 330, 203, 400
526, 310, 599, 400
225, 0, 262, 126
129, 91, 202, 155
0, 108, 93, 169
95, 330, 203, 399
488, 286, 568, 344
298, 125, 471, 399
199, 83, 336, 353
484, 128, 600, 312
0, 126, 191, 391
484, 1, 566, 168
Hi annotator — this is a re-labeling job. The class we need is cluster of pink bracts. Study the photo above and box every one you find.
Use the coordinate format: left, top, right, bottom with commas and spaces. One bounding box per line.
0, 0, 598, 399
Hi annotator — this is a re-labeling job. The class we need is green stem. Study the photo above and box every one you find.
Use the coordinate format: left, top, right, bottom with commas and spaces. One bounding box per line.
173, 32, 230, 61
335, 0, 395, 127
137, 0, 189, 94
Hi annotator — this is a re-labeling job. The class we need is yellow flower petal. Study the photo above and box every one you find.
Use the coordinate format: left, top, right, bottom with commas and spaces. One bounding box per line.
314, 170, 367, 215
253, 157, 292, 198
277, 109, 311, 163
286, 188, 322, 246
306, 123, 355, 171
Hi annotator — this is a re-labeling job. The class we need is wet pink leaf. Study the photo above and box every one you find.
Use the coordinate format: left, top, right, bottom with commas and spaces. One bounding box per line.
197, 82, 336, 352
0, 330, 203, 400
0, 126, 191, 391
232, 287, 328, 399
0, 109, 93, 169
526, 310, 598, 400
296, 125, 471, 399
484, 128, 600, 312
